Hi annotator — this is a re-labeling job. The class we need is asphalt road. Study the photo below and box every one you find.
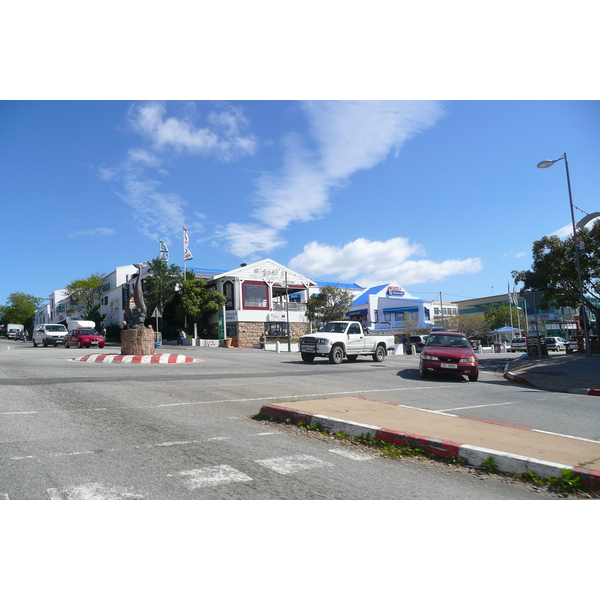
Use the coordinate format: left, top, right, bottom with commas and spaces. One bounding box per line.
3, 339, 595, 500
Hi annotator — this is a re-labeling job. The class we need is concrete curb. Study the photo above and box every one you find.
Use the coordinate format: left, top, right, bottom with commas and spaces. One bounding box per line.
503, 370, 600, 396
71, 353, 199, 364
259, 403, 600, 489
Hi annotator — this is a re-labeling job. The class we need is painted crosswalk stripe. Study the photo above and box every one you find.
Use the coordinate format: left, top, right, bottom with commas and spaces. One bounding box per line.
178, 465, 252, 489
255, 454, 332, 475
328, 448, 375, 461
47, 483, 145, 500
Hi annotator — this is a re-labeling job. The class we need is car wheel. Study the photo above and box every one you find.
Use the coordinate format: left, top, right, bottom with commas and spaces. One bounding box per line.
99, 343, 105, 349
328, 345, 344, 364
347, 354, 359, 362
77, 340, 83, 348
372, 345, 386, 362
64, 340, 69, 348
468, 371, 479, 382
419, 364, 429, 379
301, 352, 315, 363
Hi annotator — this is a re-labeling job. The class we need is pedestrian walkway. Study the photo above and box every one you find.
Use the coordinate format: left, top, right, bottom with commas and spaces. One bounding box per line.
503, 353, 600, 395
259, 387, 600, 489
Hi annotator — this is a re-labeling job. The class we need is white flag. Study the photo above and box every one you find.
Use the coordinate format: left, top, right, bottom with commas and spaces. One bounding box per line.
183, 227, 193, 261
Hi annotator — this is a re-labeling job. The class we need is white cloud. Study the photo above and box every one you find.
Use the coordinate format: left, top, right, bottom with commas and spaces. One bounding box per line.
215, 223, 285, 258
69, 227, 116, 238
303, 100, 444, 180
221, 100, 444, 249
127, 102, 257, 161
289, 238, 482, 287
550, 223, 573, 239
100, 102, 256, 243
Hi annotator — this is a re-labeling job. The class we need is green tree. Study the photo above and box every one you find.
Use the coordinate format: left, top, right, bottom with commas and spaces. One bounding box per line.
305, 285, 355, 328
512, 221, 600, 330
178, 278, 226, 337
484, 303, 522, 331
454, 313, 490, 339
64, 272, 105, 317
142, 258, 182, 322
0, 292, 44, 330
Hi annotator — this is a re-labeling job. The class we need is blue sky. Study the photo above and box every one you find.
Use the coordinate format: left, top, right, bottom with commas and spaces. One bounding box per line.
1, 100, 599, 307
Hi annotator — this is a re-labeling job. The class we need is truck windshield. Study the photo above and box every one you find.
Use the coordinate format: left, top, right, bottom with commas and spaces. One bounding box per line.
46, 325, 66, 332
319, 323, 348, 334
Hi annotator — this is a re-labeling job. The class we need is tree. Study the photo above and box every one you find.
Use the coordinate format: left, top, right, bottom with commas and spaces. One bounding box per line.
512, 220, 600, 331
454, 313, 490, 339
178, 278, 226, 337
142, 258, 182, 320
305, 285, 355, 327
64, 272, 105, 318
0, 292, 44, 330
484, 303, 523, 331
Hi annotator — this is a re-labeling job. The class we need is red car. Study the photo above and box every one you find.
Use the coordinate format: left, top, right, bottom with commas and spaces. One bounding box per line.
64, 328, 106, 349
419, 331, 479, 382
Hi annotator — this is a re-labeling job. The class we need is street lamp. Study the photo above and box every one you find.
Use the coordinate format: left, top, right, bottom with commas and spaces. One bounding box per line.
537, 153, 592, 357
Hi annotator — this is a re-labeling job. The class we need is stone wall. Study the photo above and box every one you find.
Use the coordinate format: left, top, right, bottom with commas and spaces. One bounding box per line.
234, 322, 309, 348
121, 328, 155, 355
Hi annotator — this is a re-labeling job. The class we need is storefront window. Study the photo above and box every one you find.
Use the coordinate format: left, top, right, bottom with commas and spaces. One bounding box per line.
267, 323, 288, 337
242, 281, 269, 309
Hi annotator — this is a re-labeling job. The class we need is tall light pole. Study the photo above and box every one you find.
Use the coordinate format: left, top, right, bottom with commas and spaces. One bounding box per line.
537, 153, 591, 357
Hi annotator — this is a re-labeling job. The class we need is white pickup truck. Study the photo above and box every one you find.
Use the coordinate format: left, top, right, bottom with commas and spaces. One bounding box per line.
299, 321, 395, 364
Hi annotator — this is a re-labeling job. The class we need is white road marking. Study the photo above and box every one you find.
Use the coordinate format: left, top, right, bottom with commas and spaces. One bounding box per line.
47, 482, 145, 500
328, 448, 374, 461
177, 465, 252, 489
255, 454, 332, 475
435, 402, 516, 413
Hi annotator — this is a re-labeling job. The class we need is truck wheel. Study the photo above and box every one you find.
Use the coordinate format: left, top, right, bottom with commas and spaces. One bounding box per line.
301, 352, 315, 363
33, 340, 38, 347
372, 345, 386, 362
43, 339, 48, 347
347, 354, 358, 362
329, 345, 344, 364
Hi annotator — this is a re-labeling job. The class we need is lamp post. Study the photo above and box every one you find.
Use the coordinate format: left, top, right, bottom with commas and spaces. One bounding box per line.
537, 153, 591, 357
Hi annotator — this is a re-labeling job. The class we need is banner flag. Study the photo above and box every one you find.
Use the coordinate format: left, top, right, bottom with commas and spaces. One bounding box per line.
183, 227, 193, 261
159, 240, 169, 262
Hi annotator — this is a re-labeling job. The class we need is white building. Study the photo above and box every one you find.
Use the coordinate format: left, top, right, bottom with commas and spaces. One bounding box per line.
202, 259, 317, 347
99, 265, 140, 326
346, 283, 434, 333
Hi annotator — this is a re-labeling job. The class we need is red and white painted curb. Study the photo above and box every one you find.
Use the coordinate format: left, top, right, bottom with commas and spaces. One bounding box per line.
72, 353, 199, 364
503, 370, 600, 396
259, 403, 600, 489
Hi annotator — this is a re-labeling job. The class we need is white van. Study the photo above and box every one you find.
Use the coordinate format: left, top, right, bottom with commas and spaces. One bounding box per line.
33, 324, 68, 347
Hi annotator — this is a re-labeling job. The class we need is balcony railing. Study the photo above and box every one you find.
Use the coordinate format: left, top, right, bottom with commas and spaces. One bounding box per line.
272, 302, 306, 312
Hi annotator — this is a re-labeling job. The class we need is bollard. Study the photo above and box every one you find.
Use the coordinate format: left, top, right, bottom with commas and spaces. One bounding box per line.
276, 341, 280, 353
411, 344, 417, 355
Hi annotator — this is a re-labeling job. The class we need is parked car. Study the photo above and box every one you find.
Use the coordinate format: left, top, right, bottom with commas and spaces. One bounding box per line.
64, 328, 106, 349
509, 337, 527, 353
546, 336, 566, 352
406, 335, 428, 354
32, 324, 68, 347
419, 332, 479, 382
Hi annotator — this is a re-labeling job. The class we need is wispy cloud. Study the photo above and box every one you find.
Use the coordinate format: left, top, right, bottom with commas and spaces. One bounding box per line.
100, 102, 257, 244
289, 238, 482, 288
69, 227, 116, 238
126, 102, 257, 161
219, 101, 445, 255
